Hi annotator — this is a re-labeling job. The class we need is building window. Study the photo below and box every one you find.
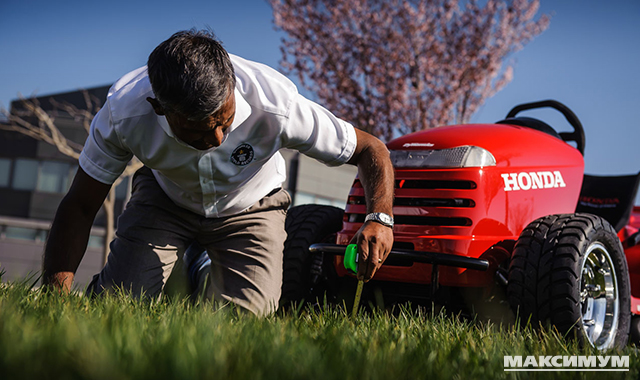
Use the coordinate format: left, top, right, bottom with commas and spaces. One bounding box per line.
293, 191, 346, 209
3, 226, 47, 242
0, 158, 10, 187
12, 158, 39, 191
88, 234, 104, 249
37, 161, 71, 193
67, 165, 78, 192
7, 159, 77, 194
115, 177, 130, 200
293, 192, 316, 206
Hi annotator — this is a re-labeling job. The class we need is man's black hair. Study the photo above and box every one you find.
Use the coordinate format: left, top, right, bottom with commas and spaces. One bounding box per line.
147, 29, 235, 121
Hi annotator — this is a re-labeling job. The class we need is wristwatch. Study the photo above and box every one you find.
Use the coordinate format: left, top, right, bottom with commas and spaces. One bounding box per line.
365, 212, 394, 228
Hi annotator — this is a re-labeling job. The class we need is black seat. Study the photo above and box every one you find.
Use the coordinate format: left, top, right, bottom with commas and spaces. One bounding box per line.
575, 172, 640, 231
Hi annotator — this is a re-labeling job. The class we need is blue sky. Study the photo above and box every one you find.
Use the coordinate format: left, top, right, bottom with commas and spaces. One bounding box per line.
1, 0, 639, 204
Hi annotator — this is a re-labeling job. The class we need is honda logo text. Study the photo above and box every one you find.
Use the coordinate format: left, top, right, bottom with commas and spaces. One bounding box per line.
501, 171, 566, 192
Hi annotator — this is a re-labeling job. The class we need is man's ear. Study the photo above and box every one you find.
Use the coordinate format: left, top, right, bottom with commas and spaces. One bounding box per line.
146, 97, 165, 116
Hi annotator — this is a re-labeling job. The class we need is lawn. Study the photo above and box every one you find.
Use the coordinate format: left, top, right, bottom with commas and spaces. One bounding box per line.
0, 282, 638, 380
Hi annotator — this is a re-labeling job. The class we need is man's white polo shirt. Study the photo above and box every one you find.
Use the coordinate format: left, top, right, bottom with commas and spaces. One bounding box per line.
79, 54, 357, 217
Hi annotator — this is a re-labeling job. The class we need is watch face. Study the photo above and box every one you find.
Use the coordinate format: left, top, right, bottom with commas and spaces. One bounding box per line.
367, 213, 393, 227
379, 214, 392, 225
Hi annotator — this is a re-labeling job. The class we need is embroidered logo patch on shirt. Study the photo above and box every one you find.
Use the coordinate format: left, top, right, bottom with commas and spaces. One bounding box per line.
230, 143, 254, 166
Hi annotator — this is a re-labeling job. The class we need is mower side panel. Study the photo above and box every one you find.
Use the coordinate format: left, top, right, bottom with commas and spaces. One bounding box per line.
623, 206, 640, 307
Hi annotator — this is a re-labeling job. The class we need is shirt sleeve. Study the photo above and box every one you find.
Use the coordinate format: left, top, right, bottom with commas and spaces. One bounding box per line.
282, 93, 357, 167
78, 98, 133, 184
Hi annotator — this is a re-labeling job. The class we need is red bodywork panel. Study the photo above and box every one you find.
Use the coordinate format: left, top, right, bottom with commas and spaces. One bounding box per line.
622, 206, 640, 311
335, 123, 640, 314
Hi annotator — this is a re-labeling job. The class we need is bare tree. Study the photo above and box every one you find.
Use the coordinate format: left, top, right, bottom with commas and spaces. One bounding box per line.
270, 0, 550, 140
0, 92, 141, 265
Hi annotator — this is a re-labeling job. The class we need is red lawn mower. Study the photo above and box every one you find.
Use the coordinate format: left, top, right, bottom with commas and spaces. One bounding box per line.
281, 100, 640, 350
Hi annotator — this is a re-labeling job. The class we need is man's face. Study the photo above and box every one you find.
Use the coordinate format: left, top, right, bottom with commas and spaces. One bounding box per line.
147, 92, 236, 150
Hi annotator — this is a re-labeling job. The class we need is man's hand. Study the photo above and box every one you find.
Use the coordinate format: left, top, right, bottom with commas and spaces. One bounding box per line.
43, 272, 75, 293
347, 128, 395, 282
42, 167, 112, 292
350, 221, 393, 281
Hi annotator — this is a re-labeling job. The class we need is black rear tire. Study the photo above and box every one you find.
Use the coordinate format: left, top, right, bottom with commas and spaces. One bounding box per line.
507, 213, 631, 349
280, 204, 344, 308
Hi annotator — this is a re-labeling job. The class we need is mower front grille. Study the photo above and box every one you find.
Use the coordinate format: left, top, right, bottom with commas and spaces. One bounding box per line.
348, 197, 474, 208
346, 177, 477, 229
396, 179, 476, 189
394, 198, 475, 207
348, 214, 472, 227
351, 179, 477, 190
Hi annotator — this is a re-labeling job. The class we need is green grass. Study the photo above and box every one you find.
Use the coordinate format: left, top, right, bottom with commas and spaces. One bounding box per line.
0, 282, 638, 380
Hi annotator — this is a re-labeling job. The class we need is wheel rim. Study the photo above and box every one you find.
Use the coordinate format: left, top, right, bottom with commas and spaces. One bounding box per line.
579, 242, 619, 350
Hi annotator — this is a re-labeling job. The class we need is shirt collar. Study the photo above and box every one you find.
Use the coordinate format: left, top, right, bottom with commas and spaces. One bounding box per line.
158, 114, 174, 138
230, 87, 251, 130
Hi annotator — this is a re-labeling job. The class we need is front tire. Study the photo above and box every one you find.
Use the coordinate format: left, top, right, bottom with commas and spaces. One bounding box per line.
507, 213, 631, 349
280, 204, 344, 308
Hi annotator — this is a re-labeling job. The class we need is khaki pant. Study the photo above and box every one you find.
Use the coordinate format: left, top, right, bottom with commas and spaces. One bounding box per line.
88, 167, 290, 316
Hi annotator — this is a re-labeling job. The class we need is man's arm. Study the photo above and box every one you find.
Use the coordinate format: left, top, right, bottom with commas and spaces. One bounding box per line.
42, 167, 112, 292
347, 128, 395, 282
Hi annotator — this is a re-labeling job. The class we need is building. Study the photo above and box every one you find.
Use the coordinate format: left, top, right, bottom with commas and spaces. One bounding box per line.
0, 86, 357, 288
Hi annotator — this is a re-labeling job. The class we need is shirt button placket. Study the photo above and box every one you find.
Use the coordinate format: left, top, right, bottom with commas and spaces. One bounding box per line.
198, 153, 217, 217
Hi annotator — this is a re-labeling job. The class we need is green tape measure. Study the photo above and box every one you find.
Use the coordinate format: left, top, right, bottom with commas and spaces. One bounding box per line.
344, 243, 358, 274
344, 244, 363, 318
